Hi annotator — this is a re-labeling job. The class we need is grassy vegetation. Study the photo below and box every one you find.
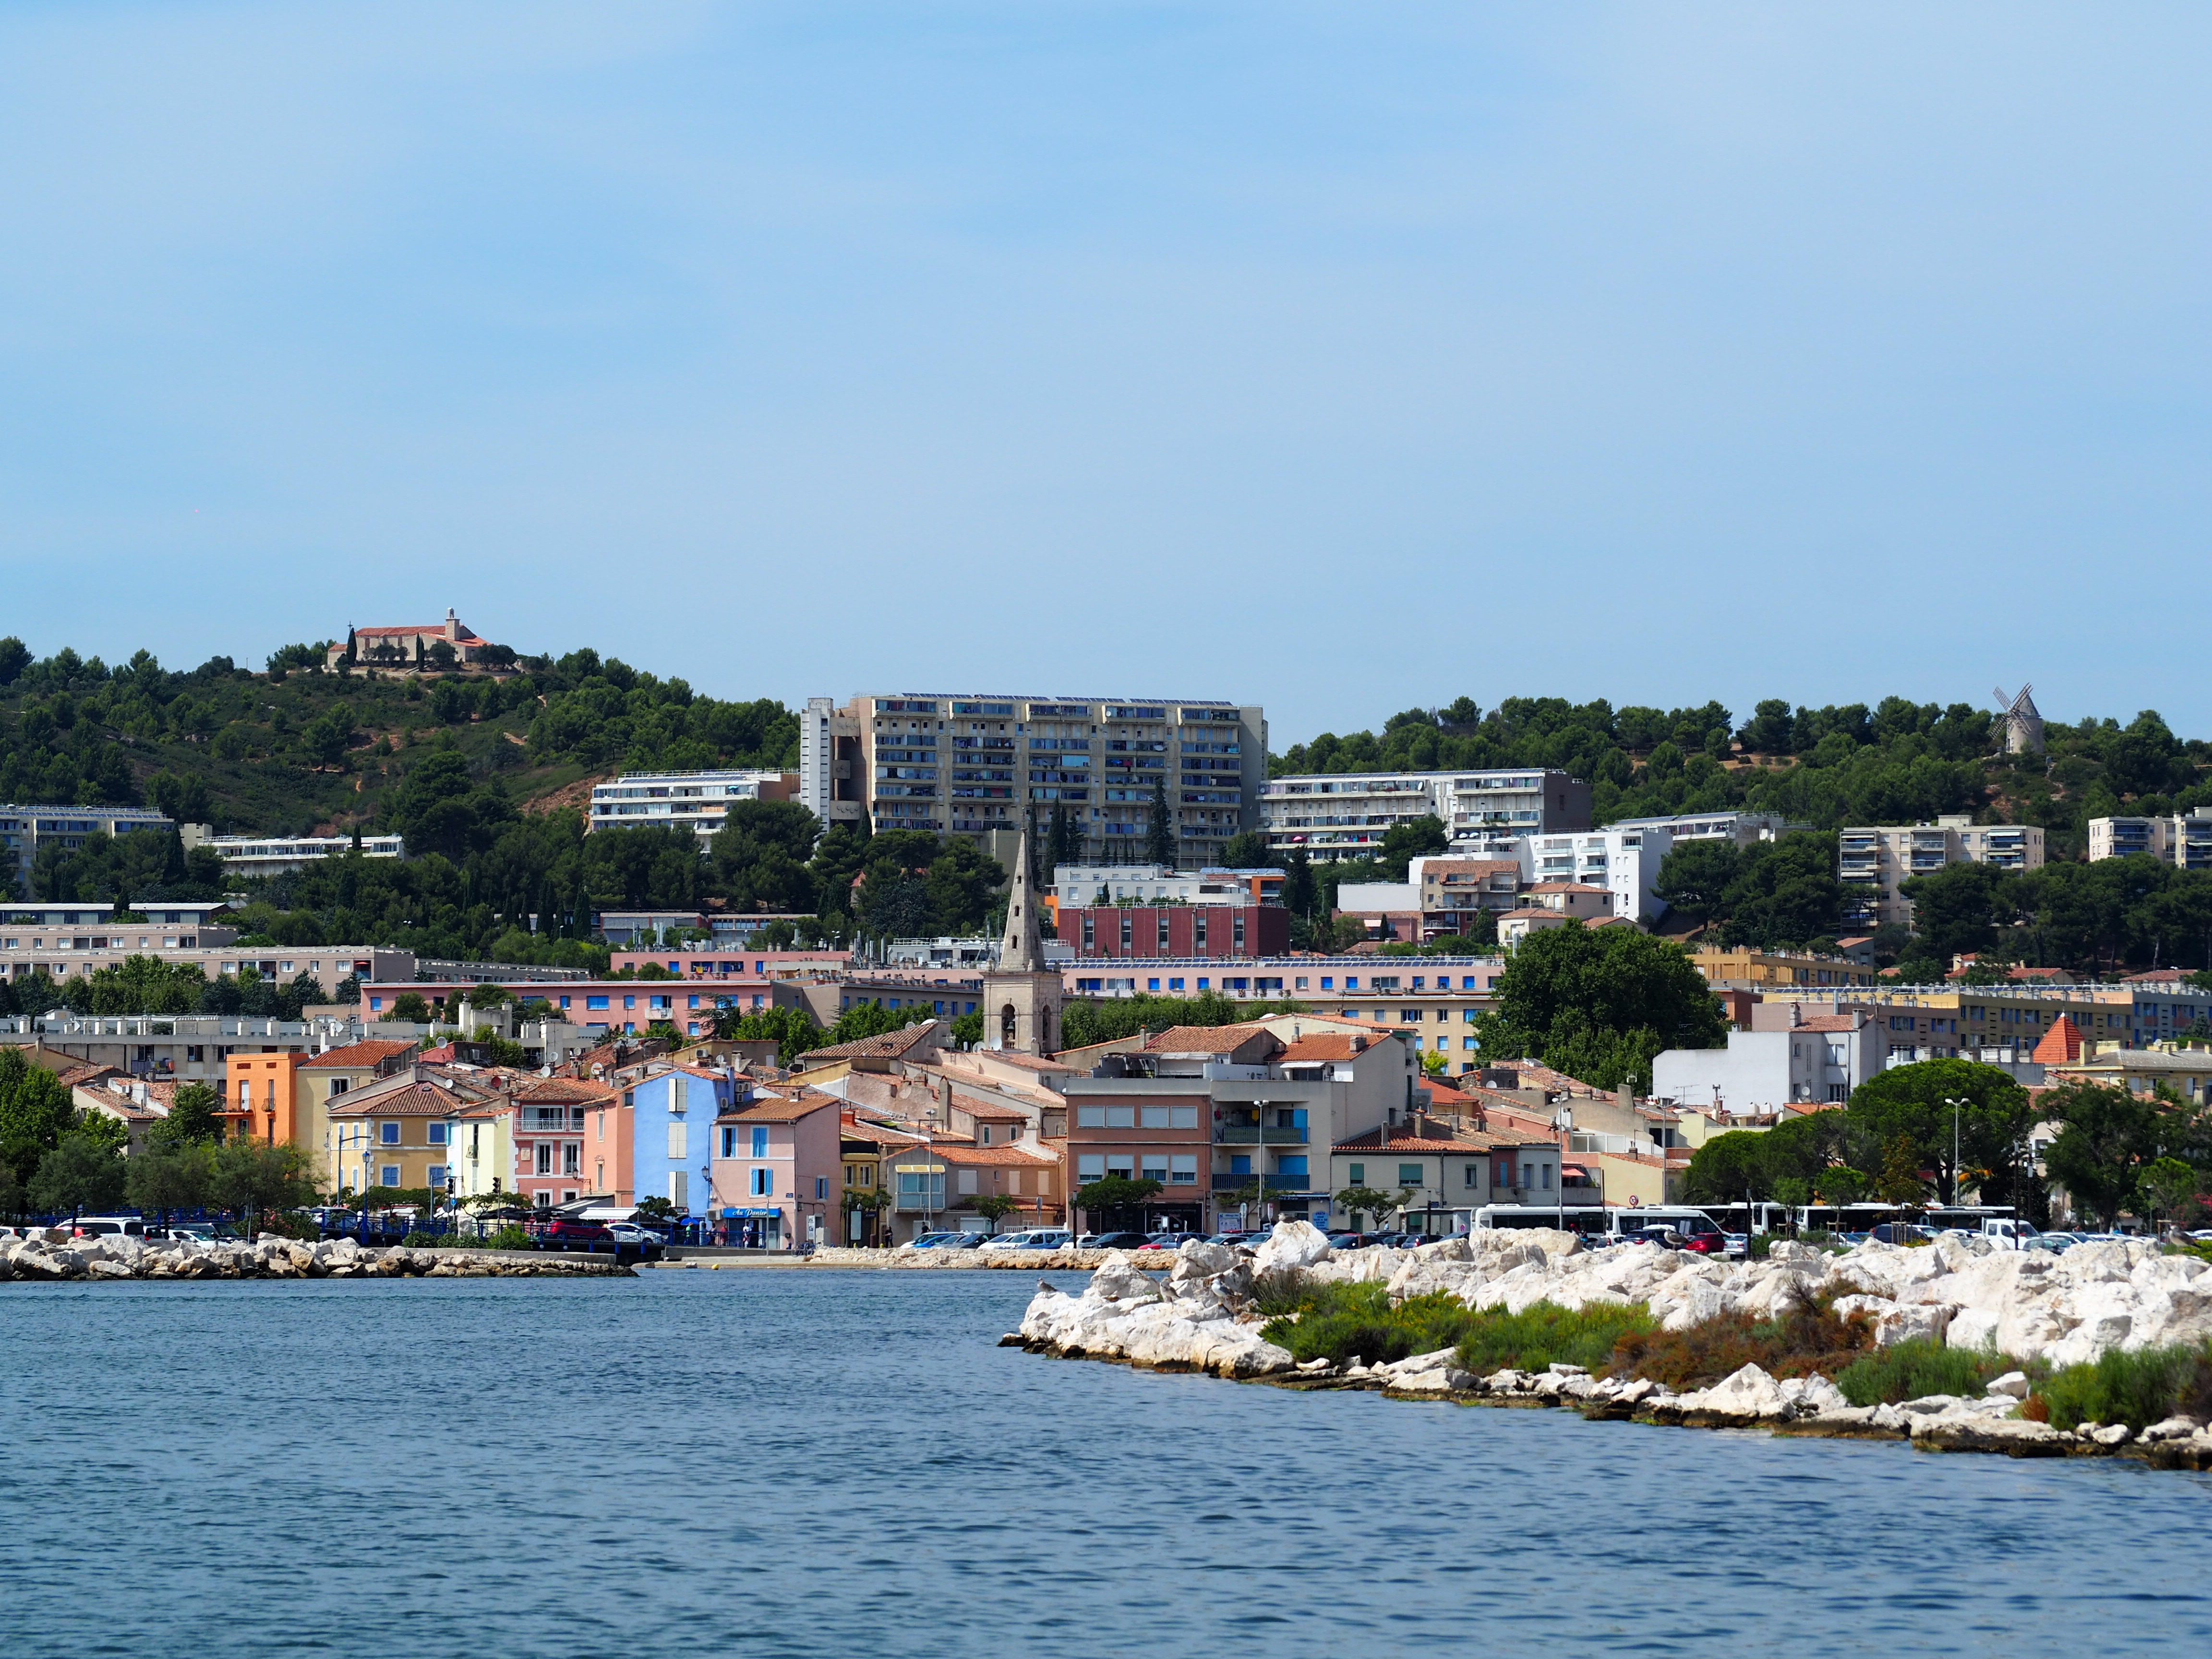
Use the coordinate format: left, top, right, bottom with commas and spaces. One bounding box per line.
1835, 1339, 2009, 1407
2029, 1343, 2212, 1431
1614, 1297, 1874, 1390
1259, 1284, 1482, 1367
1263, 1278, 2212, 1437
1454, 1301, 1656, 1376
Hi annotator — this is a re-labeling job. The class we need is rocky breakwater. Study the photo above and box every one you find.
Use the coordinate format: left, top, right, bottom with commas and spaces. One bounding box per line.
1011, 1222, 2212, 1468
0, 1231, 631, 1281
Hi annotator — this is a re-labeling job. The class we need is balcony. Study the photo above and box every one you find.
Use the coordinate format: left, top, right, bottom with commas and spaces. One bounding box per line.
1216, 1126, 1307, 1145
1212, 1173, 1313, 1192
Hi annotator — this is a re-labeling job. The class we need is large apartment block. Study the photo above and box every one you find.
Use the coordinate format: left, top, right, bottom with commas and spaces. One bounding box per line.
0, 804, 175, 888
799, 694, 1265, 866
1258, 768, 1590, 861
1837, 815, 2045, 928
587, 770, 797, 844
2090, 807, 2212, 870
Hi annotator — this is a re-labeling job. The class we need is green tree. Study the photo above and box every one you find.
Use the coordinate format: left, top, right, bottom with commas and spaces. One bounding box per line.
709, 799, 820, 912
126, 1135, 215, 1223
971, 1193, 1025, 1234
713, 1003, 827, 1067
1218, 831, 1276, 870
208, 1141, 320, 1240
1682, 1130, 1771, 1203
1057, 989, 1305, 1051
2139, 1156, 2204, 1228
165, 1081, 223, 1144
0, 1050, 76, 1184
1814, 1165, 1867, 1205
29, 1130, 126, 1219
1333, 1185, 1409, 1229
1898, 861, 2017, 964
1653, 838, 1741, 929
1474, 923, 1725, 1093
1844, 1058, 2032, 1206
1144, 780, 1174, 867
1873, 1136, 1930, 1206
388, 991, 433, 1023
2038, 1081, 2162, 1230
1379, 815, 1449, 881
1075, 1174, 1162, 1226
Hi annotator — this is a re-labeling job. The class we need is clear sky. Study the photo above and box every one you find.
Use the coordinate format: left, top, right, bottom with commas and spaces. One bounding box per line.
3, 3, 2205, 747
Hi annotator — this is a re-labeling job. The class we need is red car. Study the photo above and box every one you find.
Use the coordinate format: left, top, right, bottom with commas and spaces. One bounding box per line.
542, 1218, 613, 1249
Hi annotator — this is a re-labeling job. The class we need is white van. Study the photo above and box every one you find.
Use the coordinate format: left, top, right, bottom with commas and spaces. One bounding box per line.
55, 1216, 149, 1240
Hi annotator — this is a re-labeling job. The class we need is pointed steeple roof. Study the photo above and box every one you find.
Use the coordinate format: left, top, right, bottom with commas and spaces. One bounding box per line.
2032, 1014, 2084, 1066
998, 832, 1045, 973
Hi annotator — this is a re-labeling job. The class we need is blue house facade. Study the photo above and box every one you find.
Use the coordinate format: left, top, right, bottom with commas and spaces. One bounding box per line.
626, 1064, 744, 1217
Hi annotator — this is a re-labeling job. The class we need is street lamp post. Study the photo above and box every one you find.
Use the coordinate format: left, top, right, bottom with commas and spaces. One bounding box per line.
1943, 1095, 1967, 1207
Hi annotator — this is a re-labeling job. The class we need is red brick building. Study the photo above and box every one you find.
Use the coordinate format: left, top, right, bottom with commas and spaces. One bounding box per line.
1057, 904, 1289, 960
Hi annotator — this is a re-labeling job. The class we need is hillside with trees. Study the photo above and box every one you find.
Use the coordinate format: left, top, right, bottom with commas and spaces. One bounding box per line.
1272, 694, 2209, 860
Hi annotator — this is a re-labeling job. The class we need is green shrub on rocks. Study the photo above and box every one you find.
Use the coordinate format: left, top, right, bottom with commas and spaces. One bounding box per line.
1261, 1285, 1483, 1367
1835, 1339, 2007, 1407
1614, 1297, 1872, 1391
1453, 1302, 1656, 1377
2033, 1343, 2212, 1432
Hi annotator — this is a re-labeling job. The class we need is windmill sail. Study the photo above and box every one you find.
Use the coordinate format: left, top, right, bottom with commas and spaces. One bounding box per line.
1993, 684, 2044, 756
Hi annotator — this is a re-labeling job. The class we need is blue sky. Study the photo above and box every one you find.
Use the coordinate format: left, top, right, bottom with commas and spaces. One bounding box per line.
3, 3, 2206, 746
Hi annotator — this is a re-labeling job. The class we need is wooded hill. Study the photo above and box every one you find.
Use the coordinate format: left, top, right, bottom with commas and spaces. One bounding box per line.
1276, 695, 2211, 859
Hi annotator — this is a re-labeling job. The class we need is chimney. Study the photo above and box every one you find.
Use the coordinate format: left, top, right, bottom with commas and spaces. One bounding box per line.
938, 1073, 952, 1120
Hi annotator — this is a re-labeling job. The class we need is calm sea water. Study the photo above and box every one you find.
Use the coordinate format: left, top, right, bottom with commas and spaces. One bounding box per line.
1, 1268, 2206, 1657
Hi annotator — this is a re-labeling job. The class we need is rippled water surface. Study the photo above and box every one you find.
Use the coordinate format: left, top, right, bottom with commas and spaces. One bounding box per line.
2, 1269, 2207, 1656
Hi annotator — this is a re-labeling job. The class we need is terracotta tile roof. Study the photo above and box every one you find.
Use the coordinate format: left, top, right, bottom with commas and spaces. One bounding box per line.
55, 1063, 121, 1089
1142, 1023, 1278, 1055
890, 1141, 1054, 1168
1527, 881, 1609, 894
518, 1077, 617, 1105
1791, 1014, 1862, 1032
1332, 1126, 1542, 1153
720, 1088, 839, 1124
302, 1040, 416, 1071
1278, 1034, 1366, 1063
950, 1094, 1028, 1121
797, 1021, 943, 1063
327, 1080, 469, 1118
839, 1112, 928, 1148
2033, 1015, 2087, 1066
973, 1052, 1079, 1075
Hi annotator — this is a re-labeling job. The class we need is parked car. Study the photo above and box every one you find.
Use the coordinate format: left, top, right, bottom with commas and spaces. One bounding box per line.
1138, 1234, 1191, 1251
1079, 1232, 1153, 1250
57, 1216, 150, 1240
1203, 1232, 1255, 1248
1325, 1232, 1377, 1249
1009, 1229, 1071, 1250
1867, 1223, 1937, 1246
907, 1231, 979, 1249
542, 1217, 613, 1249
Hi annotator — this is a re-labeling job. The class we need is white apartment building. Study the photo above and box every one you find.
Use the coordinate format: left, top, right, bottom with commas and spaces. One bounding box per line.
2090, 807, 2212, 870
1837, 815, 2047, 928
188, 832, 405, 878
1497, 828, 1673, 925
588, 770, 796, 844
0, 804, 175, 889
800, 694, 1265, 866
1050, 864, 1263, 907
1259, 768, 1590, 861
1603, 810, 1797, 847
1651, 1011, 1885, 1110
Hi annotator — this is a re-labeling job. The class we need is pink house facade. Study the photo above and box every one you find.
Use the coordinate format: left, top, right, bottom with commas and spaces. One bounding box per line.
709, 1089, 843, 1250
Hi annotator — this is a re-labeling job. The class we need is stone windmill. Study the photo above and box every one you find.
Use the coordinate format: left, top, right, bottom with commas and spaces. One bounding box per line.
1992, 684, 2045, 757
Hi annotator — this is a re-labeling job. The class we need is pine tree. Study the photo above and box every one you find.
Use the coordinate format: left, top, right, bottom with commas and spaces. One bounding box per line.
1145, 777, 1175, 868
